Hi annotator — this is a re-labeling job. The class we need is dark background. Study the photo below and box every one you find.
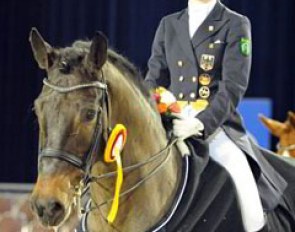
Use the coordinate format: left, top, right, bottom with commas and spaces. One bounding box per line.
0, 0, 294, 183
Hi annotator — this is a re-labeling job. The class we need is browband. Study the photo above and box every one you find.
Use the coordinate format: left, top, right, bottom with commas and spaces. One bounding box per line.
43, 78, 107, 93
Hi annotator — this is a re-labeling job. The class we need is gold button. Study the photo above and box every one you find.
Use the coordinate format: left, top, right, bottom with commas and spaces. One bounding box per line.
177, 60, 183, 67
209, 26, 214, 32
192, 76, 197, 82
190, 93, 196, 99
209, 43, 214, 49
178, 93, 184, 99
179, 76, 184, 82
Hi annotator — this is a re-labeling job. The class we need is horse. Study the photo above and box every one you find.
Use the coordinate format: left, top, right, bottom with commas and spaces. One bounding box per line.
260, 112, 295, 158
29, 28, 295, 232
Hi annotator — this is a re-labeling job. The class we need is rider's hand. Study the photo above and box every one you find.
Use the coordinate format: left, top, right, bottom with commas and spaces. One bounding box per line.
176, 140, 190, 156
172, 114, 204, 139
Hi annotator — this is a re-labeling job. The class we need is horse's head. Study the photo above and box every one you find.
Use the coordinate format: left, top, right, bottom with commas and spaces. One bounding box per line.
260, 112, 295, 157
29, 28, 109, 227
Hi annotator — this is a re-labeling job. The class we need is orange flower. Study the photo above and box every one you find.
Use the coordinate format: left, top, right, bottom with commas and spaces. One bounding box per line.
157, 103, 168, 114
168, 102, 181, 113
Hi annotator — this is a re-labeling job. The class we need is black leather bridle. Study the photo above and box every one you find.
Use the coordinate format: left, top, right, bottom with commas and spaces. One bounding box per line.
38, 72, 109, 179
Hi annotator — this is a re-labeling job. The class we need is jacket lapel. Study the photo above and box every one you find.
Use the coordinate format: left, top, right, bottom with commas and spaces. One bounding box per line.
174, 10, 197, 66
191, 1, 228, 48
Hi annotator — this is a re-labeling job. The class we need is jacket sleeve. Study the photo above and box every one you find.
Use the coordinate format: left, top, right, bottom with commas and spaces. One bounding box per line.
145, 18, 171, 89
197, 16, 252, 139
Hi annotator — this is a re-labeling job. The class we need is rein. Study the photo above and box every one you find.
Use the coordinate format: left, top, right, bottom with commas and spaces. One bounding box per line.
38, 73, 178, 223
87, 139, 177, 211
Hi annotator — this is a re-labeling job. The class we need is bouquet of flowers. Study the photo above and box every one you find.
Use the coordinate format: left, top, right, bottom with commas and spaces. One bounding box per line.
153, 87, 181, 115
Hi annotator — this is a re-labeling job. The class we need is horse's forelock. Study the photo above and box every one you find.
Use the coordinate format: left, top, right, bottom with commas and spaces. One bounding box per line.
72, 40, 91, 53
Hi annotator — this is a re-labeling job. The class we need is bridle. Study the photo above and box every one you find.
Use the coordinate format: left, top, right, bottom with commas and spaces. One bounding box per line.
39, 74, 108, 177
37, 71, 179, 216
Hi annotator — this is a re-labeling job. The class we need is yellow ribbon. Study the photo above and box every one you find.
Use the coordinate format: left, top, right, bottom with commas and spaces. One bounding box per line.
104, 124, 127, 224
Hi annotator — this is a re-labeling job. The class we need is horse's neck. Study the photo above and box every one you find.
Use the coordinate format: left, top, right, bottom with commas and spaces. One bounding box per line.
88, 64, 182, 232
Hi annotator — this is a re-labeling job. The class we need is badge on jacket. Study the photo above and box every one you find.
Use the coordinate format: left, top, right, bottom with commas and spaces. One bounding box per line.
199, 86, 210, 99
240, 38, 251, 56
199, 74, 212, 86
200, 54, 215, 71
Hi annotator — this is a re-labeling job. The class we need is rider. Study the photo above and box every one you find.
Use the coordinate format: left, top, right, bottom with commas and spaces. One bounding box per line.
145, 0, 287, 231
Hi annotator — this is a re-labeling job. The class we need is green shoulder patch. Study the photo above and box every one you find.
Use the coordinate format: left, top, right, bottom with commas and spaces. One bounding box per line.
240, 37, 251, 56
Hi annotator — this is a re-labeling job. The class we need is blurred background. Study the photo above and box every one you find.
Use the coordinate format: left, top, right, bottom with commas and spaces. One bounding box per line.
0, 0, 295, 184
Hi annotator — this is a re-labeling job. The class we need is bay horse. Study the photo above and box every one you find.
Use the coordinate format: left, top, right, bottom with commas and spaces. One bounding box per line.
29, 28, 295, 232
260, 112, 295, 158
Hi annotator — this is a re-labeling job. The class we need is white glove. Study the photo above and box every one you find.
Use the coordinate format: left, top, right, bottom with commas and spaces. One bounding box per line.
172, 115, 204, 139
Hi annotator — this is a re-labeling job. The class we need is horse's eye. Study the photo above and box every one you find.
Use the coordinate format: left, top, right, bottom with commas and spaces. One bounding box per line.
85, 109, 97, 121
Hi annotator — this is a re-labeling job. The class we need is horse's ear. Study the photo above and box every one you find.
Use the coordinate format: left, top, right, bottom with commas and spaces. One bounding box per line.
259, 114, 286, 137
287, 111, 295, 127
29, 28, 53, 70
87, 31, 108, 70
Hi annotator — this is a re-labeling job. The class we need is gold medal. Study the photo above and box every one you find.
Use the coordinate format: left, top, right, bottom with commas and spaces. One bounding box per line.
200, 54, 215, 71
199, 86, 210, 99
199, 74, 212, 86
190, 99, 209, 111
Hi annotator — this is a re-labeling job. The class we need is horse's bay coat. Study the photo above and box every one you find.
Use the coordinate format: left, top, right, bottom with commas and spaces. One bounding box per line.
145, 1, 287, 210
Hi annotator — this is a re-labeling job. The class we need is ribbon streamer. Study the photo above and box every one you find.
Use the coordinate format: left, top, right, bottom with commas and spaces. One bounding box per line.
104, 124, 127, 223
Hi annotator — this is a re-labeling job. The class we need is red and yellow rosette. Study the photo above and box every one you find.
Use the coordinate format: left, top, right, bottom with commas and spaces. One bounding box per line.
104, 124, 127, 223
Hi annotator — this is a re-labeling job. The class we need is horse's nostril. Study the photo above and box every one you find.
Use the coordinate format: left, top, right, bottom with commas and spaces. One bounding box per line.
37, 206, 45, 217
49, 200, 64, 214
34, 200, 45, 217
